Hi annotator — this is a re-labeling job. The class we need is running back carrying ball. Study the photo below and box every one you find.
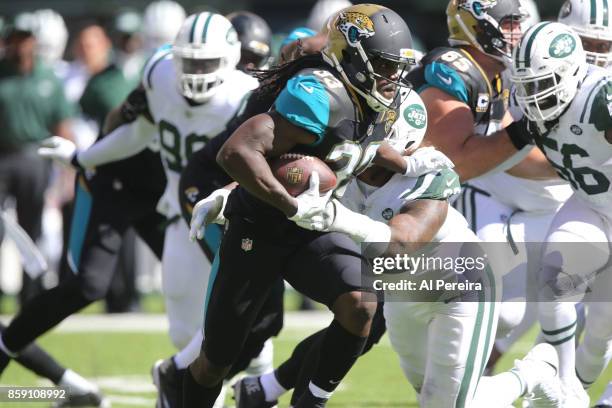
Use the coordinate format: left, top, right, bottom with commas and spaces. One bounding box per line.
271, 153, 337, 196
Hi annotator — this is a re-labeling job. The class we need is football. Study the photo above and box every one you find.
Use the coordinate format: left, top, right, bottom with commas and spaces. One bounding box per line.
271, 153, 337, 197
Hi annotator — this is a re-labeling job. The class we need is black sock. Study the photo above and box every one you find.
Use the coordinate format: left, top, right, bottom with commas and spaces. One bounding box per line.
310, 319, 366, 393
277, 329, 325, 390
182, 368, 222, 408
16, 343, 66, 383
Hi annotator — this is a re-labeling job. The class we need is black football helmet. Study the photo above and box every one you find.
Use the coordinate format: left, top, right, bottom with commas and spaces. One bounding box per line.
226, 11, 272, 71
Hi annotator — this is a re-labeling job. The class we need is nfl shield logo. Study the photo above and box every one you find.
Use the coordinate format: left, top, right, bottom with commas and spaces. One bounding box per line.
241, 238, 253, 252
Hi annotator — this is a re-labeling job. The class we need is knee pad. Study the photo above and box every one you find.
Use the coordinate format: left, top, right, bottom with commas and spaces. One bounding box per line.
496, 301, 527, 340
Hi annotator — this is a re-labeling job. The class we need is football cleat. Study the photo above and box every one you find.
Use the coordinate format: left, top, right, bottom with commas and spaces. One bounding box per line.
233, 376, 278, 408
52, 390, 109, 407
152, 358, 182, 408
515, 343, 563, 408
559, 375, 589, 408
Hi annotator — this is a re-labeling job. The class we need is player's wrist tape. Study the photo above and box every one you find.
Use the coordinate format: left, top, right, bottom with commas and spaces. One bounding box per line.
506, 118, 533, 150
331, 200, 391, 257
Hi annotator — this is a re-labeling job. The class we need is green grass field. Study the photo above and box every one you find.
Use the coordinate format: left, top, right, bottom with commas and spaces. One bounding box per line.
1, 323, 611, 408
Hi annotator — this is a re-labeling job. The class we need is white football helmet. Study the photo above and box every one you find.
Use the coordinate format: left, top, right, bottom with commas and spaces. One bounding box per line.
386, 89, 427, 153
14, 9, 68, 64
511, 22, 588, 123
173, 12, 241, 103
558, 0, 612, 66
143, 0, 186, 51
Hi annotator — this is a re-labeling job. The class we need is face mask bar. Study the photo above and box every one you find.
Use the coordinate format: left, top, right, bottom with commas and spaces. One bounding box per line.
513, 71, 568, 122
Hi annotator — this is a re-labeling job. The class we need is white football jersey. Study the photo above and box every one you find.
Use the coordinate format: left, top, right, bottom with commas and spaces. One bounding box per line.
533, 65, 612, 214
341, 167, 467, 242
142, 46, 259, 215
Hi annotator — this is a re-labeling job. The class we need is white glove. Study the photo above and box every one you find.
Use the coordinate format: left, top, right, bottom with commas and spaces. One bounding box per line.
38, 136, 80, 168
288, 171, 333, 230
403, 147, 454, 177
189, 189, 231, 241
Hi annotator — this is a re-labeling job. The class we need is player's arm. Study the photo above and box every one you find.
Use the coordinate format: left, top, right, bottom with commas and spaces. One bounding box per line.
102, 85, 155, 134
505, 147, 559, 180
388, 199, 447, 253
217, 112, 317, 216
420, 87, 529, 182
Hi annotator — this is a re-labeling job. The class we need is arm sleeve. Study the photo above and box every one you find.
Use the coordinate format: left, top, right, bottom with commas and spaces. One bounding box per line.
273, 75, 330, 143
400, 168, 462, 202
77, 116, 156, 168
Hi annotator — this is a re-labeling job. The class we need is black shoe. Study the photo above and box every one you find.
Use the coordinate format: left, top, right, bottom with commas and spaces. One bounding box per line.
53, 390, 109, 407
293, 390, 327, 408
152, 358, 183, 408
233, 376, 277, 408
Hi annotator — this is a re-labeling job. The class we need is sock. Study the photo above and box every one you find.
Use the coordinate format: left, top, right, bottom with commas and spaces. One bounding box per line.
182, 368, 222, 408
0, 334, 17, 357
277, 329, 324, 390
575, 332, 612, 388
59, 369, 96, 395
174, 330, 203, 369
471, 373, 524, 407
310, 319, 366, 393
539, 301, 577, 380
246, 339, 274, 376
260, 370, 287, 402
308, 382, 333, 399
15, 342, 66, 383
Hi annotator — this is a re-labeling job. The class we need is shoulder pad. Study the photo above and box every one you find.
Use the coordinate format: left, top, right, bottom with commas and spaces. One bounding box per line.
274, 71, 333, 141
401, 168, 461, 202
584, 75, 612, 131
419, 48, 487, 105
142, 45, 173, 91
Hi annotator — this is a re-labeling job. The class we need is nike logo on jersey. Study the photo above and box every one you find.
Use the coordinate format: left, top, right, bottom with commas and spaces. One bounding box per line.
437, 73, 453, 86
446, 177, 458, 187
299, 83, 314, 94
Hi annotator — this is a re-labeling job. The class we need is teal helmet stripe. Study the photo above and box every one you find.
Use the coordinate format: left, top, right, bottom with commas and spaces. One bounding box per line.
603, 0, 609, 27
591, 0, 598, 24
522, 22, 552, 68
201, 12, 214, 43
189, 13, 202, 43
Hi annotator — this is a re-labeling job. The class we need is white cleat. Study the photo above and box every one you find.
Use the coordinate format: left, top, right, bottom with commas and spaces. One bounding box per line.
515, 343, 563, 408
560, 375, 589, 408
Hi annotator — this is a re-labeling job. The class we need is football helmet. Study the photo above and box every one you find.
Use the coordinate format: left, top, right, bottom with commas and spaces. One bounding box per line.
226, 11, 272, 70
143, 0, 186, 51
386, 89, 427, 153
322, 4, 416, 113
558, 0, 612, 66
14, 9, 68, 64
173, 12, 241, 103
447, 0, 528, 65
511, 22, 588, 122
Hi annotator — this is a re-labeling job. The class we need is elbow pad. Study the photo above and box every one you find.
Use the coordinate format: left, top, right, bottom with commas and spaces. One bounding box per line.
121, 87, 152, 123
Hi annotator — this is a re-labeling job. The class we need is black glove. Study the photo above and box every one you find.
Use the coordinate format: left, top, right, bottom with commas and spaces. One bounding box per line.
505, 117, 534, 150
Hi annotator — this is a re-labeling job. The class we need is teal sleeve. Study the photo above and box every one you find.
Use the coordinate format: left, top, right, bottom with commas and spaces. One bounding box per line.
420, 62, 469, 103
274, 75, 330, 142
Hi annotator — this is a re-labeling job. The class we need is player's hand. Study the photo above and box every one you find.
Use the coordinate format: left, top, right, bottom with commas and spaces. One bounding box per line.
403, 147, 454, 176
289, 171, 333, 230
189, 189, 231, 241
38, 136, 79, 168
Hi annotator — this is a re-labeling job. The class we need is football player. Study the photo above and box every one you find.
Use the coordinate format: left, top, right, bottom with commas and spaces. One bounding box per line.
227, 11, 273, 72
407, 0, 575, 377
558, 0, 612, 67
182, 5, 418, 408
512, 21, 612, 407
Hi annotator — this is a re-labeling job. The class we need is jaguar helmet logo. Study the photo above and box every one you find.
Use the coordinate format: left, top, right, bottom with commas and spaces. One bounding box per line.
337, 12, 375, 46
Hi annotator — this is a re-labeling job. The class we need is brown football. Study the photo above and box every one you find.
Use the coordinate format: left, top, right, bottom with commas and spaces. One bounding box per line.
270, 153, 337, 197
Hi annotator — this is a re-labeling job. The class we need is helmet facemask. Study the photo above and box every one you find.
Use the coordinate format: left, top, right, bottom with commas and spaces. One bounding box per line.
579, 35, 612, 67
174, 53, 226, 102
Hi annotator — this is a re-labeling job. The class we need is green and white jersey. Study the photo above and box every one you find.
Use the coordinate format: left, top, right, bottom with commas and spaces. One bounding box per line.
533, 64, 612, 213
341, 167, 468, 242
